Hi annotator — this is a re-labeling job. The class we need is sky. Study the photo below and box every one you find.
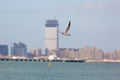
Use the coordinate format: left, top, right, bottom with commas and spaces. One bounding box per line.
0, 0, 120, 53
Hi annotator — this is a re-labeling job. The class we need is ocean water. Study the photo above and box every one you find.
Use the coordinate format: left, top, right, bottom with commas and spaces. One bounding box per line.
0, 61, 120, 80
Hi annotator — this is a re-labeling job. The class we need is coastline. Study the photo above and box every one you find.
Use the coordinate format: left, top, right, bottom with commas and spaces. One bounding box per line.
0, 58, 120, 63
86, 60, 120, 63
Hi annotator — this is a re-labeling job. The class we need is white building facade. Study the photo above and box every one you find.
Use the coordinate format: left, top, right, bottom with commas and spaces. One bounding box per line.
45, 19, 59, 54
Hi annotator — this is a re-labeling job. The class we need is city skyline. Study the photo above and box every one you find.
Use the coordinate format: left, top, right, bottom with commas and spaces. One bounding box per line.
1, 42, 120, 61
0, 0, 120, 52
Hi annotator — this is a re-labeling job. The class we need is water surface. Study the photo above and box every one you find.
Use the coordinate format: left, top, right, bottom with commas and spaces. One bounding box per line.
0, 61, 120, 80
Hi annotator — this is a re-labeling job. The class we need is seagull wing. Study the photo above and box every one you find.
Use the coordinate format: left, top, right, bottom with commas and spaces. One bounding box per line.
65, 20, 71, 33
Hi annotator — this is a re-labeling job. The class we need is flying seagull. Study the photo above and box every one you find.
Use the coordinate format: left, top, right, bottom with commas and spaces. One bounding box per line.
61, 20, 71, 36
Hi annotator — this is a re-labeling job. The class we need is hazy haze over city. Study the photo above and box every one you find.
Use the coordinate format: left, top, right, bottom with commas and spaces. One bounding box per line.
0, 0, 120, 52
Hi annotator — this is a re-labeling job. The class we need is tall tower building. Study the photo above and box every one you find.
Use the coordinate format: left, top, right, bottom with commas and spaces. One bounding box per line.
45, 19, 59, 54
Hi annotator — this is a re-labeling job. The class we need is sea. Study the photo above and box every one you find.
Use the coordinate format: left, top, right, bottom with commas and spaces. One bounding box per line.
0, 61, 120, 80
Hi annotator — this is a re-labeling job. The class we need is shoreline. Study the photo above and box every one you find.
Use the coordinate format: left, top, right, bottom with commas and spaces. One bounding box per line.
86, 60, 120, 63
0, 58, 120, 63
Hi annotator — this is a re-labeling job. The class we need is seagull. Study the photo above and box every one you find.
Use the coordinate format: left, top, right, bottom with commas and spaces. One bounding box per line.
61, 20, 71, 36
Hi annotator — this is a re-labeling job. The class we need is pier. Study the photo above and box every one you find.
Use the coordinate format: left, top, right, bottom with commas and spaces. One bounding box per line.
0, 58, 85, 62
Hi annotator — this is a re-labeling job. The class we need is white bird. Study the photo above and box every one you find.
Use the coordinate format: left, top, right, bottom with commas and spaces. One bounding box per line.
61, 20, 71, 36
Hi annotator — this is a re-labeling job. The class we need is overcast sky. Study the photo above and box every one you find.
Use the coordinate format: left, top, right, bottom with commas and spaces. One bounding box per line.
0, 0, 120, 52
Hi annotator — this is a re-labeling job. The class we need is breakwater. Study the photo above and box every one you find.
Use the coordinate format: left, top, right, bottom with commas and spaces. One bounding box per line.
0, 58, 85, 62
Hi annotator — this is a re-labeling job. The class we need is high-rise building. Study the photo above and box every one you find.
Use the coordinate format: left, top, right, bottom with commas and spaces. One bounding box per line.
31, 48, 41, 57
0, 45, 8, 56
11, 42, 27, 57
45, 19, 59, 54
